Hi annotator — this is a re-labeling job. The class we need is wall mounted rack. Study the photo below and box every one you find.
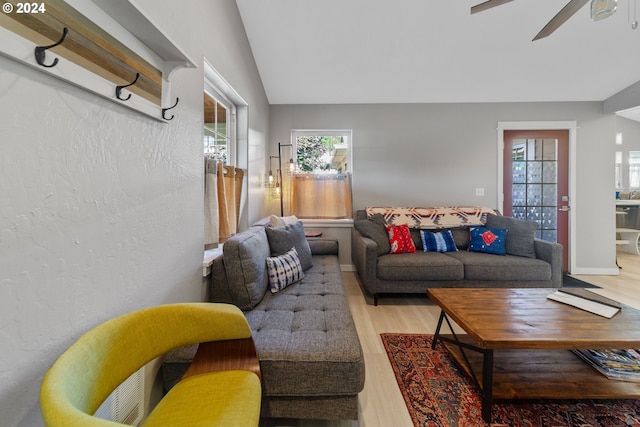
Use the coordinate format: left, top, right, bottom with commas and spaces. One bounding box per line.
0, 0, 196, 122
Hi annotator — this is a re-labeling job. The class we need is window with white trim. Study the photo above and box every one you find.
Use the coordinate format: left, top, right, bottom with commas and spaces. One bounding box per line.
292, 130, 352, 174
616, 151, 623, 190
204, 88, 234, 165
288, 130, 353, 219
629, 151, 640, 189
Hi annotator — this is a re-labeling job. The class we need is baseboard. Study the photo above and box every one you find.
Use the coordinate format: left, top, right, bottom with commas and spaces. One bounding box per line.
570, 267, 620, 276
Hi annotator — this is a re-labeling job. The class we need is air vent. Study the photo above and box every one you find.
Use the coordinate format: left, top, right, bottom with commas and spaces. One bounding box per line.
94, 367, 144, 425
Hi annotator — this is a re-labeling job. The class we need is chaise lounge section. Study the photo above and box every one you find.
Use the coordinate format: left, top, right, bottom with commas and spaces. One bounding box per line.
163, 222, 365, 421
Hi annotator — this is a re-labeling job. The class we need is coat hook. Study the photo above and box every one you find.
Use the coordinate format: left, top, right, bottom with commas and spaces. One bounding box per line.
115, 73, 140, 101
34, 27, 68, 68
162, 98, 179, 120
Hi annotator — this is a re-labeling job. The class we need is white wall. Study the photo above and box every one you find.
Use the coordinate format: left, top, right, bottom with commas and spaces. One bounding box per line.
0, 1, 269, 425
269, 102, 617, 273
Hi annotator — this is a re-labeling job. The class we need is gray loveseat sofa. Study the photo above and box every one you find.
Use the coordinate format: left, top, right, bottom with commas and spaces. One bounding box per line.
352, 209, 563, 305
163, 222, 365, 421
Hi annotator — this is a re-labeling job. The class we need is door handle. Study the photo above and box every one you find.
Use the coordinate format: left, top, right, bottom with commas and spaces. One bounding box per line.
558, 206, 570, 212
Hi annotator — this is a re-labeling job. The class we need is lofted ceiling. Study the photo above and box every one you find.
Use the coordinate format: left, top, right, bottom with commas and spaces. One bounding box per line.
235, 0, 640, 105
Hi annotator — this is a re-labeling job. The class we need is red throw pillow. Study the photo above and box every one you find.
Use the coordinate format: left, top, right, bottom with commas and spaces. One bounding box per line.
386, 224, 416, 254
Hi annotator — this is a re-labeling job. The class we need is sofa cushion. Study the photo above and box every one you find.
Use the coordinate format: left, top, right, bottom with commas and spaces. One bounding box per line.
469, 226, 507, 255
266, 221, 313, 270
354, 213, 390, 255
266, 247, 305, 293
485, 214, 538, 258
377, 252, 464, 281
387, 224, 416, 254
421, 230, 458, 252
445, 251, 552, 281
222, 226, 271, 310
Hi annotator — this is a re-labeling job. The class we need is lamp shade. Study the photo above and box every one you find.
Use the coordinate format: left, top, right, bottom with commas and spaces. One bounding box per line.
591, 0, 617, 20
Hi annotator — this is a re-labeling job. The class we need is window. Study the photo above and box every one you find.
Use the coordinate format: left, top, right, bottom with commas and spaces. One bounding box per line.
616, 151, 623, 190
291, 130, 352, 174
288, 130, 352, 219
510, 138, 558, 242
204, 90, 234, 164
630, 151, 640, 189
203, 59, 248, 248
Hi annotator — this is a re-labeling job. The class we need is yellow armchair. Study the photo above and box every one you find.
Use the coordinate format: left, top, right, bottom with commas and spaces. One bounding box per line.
40, 303, 261, 427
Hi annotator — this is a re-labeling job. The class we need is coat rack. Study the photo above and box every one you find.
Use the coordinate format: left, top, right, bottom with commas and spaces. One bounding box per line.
34, 27, 68, 68
0, 0, 195, 122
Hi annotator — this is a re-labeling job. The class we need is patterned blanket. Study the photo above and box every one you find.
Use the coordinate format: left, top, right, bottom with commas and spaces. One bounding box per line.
366, 206, 496, 229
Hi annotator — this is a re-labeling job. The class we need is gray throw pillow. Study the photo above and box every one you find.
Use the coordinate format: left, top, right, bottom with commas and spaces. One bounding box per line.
485, 214, 537, 258
450, 228, 470, 250
354, 213, 390, 256
222, 227, 271, 310
265, 221, 313, 270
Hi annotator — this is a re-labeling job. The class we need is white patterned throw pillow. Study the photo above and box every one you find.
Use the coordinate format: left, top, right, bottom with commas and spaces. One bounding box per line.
266, 247, 304, 293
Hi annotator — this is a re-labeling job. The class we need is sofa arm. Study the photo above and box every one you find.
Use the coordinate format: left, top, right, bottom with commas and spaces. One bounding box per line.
351, 228, 378, 294
534, 239, 563, 287
308, 238, 339, 256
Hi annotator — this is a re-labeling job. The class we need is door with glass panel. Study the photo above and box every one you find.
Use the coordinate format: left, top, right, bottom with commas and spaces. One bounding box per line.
503, 130, 569, 271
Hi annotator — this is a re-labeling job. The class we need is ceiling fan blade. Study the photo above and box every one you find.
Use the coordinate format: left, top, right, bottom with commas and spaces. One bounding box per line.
471, 0, 514, 14
532, 0, 590, 40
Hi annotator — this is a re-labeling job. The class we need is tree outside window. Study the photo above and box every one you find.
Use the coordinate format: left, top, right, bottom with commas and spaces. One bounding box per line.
288, 130, 352, 219
295, 135, 346, 173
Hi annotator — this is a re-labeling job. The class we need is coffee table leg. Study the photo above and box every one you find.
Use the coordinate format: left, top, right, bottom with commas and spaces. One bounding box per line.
432, 309, 494, 423
481, 349, 494, 423
432, 310, 445, 349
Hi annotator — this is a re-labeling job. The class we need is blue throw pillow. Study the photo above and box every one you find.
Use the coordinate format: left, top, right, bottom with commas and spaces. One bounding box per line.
421, 230, 458, 252
469, 227, 507, 255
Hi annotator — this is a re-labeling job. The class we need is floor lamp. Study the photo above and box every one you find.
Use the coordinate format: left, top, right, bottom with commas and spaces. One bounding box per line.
277, 142, 295, 217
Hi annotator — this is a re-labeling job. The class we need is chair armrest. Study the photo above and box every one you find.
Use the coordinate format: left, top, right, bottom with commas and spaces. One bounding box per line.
183, 337, 261, 381
534, 239, 563, 287
351, 228, 379, 293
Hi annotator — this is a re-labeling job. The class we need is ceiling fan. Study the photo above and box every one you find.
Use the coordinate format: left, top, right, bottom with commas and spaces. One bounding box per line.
471, 0, 618, 40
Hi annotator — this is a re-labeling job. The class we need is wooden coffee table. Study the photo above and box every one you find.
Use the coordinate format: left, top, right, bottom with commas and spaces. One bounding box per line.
427, 288, 640, 423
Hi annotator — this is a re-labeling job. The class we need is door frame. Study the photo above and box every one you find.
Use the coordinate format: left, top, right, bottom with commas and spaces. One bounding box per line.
497, 121, 577, 273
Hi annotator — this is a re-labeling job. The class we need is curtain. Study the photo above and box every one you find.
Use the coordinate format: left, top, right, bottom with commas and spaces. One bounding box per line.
217, 163, 244, 242
204, 160, 245, 245
290, 173, 352, 219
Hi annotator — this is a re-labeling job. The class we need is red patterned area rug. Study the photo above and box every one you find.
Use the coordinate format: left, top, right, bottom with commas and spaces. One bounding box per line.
381, 333, 640, 427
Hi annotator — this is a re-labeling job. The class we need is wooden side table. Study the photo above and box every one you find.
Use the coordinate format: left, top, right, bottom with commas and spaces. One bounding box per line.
304, 229, 323, 238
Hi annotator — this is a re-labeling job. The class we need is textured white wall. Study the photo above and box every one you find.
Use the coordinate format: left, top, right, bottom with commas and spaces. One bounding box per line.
0, 1, 269, 425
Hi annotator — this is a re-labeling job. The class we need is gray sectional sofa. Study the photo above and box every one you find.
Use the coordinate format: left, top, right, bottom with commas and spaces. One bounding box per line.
163, 222, 365, 421
352, 209, 563, 305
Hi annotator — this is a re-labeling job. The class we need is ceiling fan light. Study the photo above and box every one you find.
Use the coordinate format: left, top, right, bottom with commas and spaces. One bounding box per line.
591, 0, 617, 21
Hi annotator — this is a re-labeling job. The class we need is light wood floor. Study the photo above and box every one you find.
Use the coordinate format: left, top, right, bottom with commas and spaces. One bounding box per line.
267, 252, 640, 427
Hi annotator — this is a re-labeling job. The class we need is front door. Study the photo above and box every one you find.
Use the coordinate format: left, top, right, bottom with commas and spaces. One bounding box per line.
503, 130, 569, 272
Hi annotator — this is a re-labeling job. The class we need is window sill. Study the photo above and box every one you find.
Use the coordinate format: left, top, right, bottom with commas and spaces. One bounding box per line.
300, 218, 354, 228
203, 247, 222, 277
